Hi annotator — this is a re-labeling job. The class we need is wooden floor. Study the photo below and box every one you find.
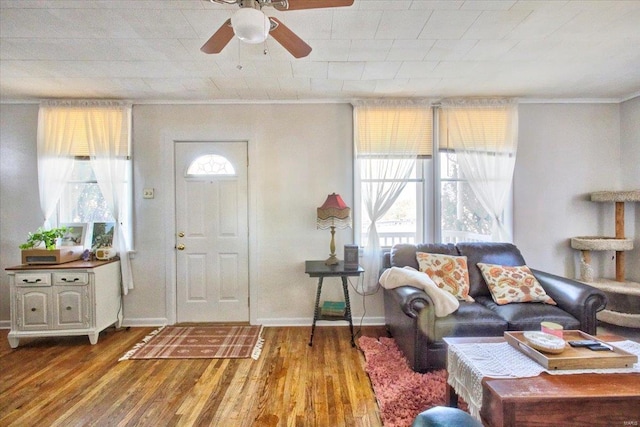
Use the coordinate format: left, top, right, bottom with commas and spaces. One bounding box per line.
0, 325, 387, 427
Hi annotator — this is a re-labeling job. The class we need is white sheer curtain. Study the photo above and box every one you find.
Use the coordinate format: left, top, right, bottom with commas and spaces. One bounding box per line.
37, 108, 78, 229
354, 99, 432, 293
84, 103, 134, 294
440, 98, 518, 241
38, 100, 134, 294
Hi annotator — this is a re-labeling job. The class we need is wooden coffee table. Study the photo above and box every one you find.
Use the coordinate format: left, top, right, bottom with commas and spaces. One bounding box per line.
444, 335, 640, 427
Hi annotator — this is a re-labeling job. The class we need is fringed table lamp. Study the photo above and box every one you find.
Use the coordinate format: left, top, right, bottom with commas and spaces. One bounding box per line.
317, 193, 352, 266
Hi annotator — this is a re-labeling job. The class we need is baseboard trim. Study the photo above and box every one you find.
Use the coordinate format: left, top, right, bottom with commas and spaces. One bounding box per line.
120, 318, 168, 327
2, 317, 386, 329
256, 316, 385, 327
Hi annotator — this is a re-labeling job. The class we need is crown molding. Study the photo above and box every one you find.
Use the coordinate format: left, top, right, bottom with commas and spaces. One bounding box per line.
517, 98, 622, 104
2, 93, 639, 106
621, 91, 640, 103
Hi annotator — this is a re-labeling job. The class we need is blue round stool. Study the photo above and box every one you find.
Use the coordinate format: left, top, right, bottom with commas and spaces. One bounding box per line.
412, 406, 482, 427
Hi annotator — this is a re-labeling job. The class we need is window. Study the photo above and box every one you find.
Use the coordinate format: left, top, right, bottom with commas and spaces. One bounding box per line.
438, 100, 517, 242
354, 101, 515, 249
186, 154, 236, 177
56, 148, 132, 250
354, 103, 433, 249
38, 101, 134, 293
357, 157, 431, 247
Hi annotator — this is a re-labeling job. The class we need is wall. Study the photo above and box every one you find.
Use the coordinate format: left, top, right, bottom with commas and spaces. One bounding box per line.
129, 103, 368, 326
514, 102, 637, 281
0, 104, 42, 323
621, 96, 640, 281
0, 103, 380, 327
1, 100, 638, 327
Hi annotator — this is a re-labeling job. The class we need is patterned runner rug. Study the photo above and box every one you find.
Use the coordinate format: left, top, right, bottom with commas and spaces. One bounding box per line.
119, 325, 264, 361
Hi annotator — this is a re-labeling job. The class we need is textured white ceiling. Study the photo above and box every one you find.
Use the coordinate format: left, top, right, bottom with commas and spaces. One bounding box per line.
1, 0, 639, 102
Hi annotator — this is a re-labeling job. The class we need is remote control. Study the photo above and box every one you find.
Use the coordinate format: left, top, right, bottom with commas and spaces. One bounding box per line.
587, 343, 613, 351
568, 340, 599, 347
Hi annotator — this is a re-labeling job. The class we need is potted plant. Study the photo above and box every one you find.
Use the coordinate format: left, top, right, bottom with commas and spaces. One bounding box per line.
19, 226, 84, 265
19, 226, 69, 250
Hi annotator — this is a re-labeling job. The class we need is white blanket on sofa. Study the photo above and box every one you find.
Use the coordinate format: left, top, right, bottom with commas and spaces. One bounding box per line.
379, 266, 459, 317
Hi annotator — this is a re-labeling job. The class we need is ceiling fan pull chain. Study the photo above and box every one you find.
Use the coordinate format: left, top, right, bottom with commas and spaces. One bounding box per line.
237, 39, 243, 70
263, 13, 269, 55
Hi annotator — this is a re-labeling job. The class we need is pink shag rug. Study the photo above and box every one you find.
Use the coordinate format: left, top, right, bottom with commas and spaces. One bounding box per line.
358, 336, 467, 427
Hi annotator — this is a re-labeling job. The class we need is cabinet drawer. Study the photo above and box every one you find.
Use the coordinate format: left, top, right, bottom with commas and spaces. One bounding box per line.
15, 273, 51, 287
53, 272, 89, 285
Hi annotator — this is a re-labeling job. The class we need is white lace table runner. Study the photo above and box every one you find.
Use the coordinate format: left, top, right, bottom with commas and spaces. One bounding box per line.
447, 340, 640, 420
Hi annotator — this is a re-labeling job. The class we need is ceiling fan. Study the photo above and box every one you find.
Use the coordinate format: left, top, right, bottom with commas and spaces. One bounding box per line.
201, 0, 354, 58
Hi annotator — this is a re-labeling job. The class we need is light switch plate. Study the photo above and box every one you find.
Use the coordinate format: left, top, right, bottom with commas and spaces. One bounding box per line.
143, 188, 154, 199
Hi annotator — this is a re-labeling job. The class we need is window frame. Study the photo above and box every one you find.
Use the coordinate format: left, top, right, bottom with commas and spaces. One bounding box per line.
354, 156, 432, 249
57, 155, 133, 251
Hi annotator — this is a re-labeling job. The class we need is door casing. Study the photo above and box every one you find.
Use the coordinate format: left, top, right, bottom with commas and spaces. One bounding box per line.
162, 136, 257, 326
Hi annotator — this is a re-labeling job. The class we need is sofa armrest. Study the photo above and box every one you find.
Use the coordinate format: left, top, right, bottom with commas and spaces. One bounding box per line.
384, 285, 437, 338
383, 286, 438, 371
389, 285, 434, 318
531, 269, 607, 335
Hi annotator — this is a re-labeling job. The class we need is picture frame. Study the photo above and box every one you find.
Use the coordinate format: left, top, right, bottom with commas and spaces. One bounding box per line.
91, 222, 115, 251
59, 223, 87, 248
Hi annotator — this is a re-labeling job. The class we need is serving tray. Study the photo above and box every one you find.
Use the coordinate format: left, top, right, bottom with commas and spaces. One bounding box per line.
505, 330, 637, 370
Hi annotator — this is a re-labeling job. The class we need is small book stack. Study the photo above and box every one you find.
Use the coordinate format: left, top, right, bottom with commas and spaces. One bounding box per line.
321, 301, 346, 317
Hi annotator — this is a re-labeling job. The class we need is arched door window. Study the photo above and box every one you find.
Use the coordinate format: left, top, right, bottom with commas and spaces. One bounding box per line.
186, 154, 236, 178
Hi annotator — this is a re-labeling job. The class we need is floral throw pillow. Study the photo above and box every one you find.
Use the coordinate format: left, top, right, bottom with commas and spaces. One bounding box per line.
477, 263, 557, 306
416, 252, 474, 302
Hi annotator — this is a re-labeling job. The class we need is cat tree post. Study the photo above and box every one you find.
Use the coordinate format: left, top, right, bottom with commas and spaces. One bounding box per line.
615, 201, 625, 282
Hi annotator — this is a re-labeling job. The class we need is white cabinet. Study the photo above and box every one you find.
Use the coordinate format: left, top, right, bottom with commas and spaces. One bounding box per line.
7, 260, 121, 348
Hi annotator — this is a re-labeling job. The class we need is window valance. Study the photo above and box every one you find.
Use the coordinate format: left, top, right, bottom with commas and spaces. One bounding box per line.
39, 100, 131, 157
439, 98, 518, 153
353, 100, 433, 157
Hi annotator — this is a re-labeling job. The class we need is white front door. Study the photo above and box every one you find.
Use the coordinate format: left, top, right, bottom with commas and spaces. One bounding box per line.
175, 142, 249, 323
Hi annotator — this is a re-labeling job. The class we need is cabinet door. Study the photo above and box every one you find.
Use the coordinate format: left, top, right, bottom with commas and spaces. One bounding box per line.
16, 288, 52, 330
53, 286, 90, 329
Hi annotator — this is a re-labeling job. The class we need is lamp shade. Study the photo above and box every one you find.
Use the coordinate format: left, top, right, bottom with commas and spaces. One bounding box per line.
317, 193, 351, 229
231, 7, 270, 44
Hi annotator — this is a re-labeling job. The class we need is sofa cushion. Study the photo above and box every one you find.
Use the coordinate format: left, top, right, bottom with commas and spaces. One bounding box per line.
416, 252, 474, 302
456, 242, 527, 298
433, 302, 507, 341
475, 296, 580, 331
390, 243, 458, 270
477, 263, 556, 305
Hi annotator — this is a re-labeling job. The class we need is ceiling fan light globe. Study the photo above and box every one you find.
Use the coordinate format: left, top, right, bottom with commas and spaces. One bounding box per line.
231, 8, 270, 44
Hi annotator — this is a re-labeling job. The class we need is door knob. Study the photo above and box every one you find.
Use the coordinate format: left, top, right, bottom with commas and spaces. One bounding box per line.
176, 244, 185, 250
178, 232, 185, 237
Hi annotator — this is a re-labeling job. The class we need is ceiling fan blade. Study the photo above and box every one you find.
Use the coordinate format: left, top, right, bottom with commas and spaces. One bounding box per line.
200, 19, 234, 54
274, 0, 354, 11
268, 17, 312, 58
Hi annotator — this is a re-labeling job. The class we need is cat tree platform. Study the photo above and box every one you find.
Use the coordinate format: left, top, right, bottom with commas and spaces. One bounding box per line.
571, 236, 633, 252
570, 190, 640, 328
591, 190, 640, 203
589, 279, 640, 329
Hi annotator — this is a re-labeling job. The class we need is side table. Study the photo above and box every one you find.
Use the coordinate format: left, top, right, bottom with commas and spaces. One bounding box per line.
304, 260, 364, 347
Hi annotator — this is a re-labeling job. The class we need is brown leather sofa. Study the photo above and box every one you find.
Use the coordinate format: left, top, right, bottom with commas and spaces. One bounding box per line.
383, 242, 607, 372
